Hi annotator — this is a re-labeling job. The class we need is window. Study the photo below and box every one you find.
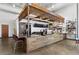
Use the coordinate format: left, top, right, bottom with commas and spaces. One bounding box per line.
33, 23, 48, 28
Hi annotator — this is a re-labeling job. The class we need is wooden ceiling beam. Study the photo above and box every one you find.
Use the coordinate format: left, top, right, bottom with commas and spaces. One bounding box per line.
31, 3, 48, 14
35, 16, 41, 18
18, 3, 64, 22
18, 4, 29, 21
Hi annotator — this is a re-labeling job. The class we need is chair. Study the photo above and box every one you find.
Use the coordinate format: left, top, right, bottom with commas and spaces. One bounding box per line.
13, 35, 24, 53
18, 37, 26, 53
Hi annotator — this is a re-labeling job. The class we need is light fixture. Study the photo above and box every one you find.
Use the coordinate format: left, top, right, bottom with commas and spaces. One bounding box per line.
13, 4, 16, 8
51, 5, 55, 8
48, 5, 55, 11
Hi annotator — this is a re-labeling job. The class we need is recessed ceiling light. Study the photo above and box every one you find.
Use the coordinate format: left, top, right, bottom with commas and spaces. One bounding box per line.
13, 4, 15, 8
48, 5, 55, 11
51, 5, 54, 8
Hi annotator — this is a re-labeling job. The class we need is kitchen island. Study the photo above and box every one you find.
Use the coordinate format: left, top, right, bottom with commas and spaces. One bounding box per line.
26, 33, 63, 52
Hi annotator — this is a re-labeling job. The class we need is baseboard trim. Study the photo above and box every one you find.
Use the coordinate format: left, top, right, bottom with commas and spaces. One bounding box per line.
0, 36, 13, 39
67, 38, 77, 41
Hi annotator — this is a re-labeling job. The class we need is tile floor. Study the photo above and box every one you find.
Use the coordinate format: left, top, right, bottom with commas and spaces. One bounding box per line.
28, 40, 79, 55
0, 38, 79, 55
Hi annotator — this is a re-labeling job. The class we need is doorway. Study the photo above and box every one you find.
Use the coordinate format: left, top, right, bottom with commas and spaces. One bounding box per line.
2, 24, 9, 38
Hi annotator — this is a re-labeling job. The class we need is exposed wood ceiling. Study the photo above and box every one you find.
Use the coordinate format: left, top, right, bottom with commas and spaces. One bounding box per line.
18, 3, 64, 22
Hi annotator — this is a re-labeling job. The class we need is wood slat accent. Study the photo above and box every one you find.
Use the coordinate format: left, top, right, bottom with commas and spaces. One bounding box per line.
18, 3, 64, 22
18, 4, 28, 20
31, 3, 49, 13
31, 3, 64, 22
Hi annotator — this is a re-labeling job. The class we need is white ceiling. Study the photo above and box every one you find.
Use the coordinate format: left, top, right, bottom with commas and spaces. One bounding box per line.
0, 3, 72, 14
0, 3, 73, 21
38, 3, 72, 12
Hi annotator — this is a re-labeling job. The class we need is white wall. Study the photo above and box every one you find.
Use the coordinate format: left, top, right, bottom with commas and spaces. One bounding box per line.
76, 4, 79, 40
55, 4, 77, 21
55, 4, 77, 39
0, 10, 17, 37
